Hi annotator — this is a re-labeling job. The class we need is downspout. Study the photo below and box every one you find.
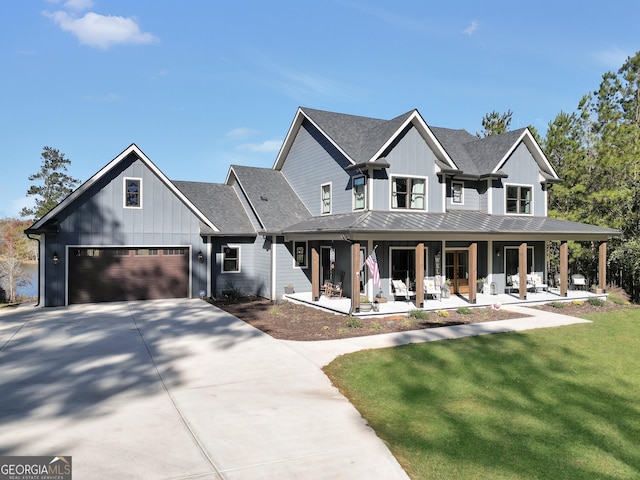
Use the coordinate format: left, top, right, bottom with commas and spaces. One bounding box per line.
25, 233, 41, 307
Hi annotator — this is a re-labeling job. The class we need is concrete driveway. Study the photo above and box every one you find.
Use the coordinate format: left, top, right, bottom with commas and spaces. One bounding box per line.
0, 299, 408, 479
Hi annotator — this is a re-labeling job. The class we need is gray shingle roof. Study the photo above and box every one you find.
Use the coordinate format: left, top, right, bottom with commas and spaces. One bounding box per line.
302, 107, 536, 177
430, 127, 528, 176
230, 165, 311, 232
282, 210, 619, 240
172, 180, 256, 235
301, 107, 414, 163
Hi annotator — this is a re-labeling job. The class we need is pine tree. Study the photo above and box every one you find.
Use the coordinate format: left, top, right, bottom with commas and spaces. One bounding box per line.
20, 146, 80, 220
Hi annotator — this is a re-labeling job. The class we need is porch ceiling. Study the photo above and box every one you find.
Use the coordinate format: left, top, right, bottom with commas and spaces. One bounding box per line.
281, 210, 619, 242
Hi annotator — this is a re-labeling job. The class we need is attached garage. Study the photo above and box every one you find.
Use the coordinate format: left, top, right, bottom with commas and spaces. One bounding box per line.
68, 247, 189, 304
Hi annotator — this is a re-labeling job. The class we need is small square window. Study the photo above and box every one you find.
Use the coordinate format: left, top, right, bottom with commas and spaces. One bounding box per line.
124, 178, 142, 208
506, 185, 532, 214
222, 246, 240, 272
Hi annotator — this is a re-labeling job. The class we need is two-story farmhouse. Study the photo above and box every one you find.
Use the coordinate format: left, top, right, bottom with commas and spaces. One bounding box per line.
26, 107, 618, 309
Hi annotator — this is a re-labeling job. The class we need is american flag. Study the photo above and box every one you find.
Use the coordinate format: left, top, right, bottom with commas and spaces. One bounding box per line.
365, 248, 382, 289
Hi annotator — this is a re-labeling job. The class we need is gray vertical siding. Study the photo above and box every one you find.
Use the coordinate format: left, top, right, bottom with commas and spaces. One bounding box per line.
281, 121, 353, 215
374, 125, 443, 212
493, 143, 546, 216
43, 155, 208, 306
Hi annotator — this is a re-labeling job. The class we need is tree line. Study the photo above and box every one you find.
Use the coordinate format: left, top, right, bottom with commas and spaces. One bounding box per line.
482, 51, 640, 302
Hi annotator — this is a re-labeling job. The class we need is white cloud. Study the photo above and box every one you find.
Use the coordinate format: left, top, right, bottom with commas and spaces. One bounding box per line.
594, 47, 630, 69
237, 140, 282, 153
225, 127, 259, 140
63, 0, 94, 12
44, 10, 159, 49
463, 20, 479, 36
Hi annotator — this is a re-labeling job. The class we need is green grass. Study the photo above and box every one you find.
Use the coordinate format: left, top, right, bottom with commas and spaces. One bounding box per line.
324, 309, 640, 479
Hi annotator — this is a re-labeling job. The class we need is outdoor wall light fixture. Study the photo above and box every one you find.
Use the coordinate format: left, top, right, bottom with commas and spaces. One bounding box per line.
495, 248, 501, 257
52, 252, 59, 265
197, 251, 204, 262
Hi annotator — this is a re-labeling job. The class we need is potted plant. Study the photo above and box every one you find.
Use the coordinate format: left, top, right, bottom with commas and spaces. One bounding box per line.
477, 278, 485, 293
360, 296, 372, 312
284, 284, 294, 294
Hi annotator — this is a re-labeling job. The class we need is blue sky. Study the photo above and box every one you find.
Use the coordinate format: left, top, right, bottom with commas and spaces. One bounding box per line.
1, 0, 638, 219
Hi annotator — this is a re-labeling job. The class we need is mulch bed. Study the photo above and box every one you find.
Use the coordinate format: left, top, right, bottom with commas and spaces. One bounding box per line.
208, 296, 530, 341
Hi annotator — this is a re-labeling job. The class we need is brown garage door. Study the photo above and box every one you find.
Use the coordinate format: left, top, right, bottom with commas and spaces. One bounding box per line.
68, 247, 189, 304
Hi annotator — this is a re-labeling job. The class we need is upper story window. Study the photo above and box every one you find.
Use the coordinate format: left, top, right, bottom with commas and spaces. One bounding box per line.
321, 183, 331, 214
392, 176, 426, 210
124, 178, 142, 208
222, 246, 240, 272
506, 184, 532, 214
452, 181, 464, 204
294, 241, 308, 268
353, 175, 366, 210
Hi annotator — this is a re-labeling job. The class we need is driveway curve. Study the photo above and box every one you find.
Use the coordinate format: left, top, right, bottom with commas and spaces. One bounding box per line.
0, 299, 408, 479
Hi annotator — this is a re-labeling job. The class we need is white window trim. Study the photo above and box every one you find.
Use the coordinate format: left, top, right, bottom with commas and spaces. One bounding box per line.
221, 244, 241, 273
123, 177, 143, 209
451, 181, 464, 205
390, 174, 428, 211
352, 175, 366, 211
504, 183, 534, 216
321, 182, 332, 215
293, 240, 308, 269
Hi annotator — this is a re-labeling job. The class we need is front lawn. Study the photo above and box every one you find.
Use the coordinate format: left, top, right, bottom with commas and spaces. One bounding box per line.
324, 308, 640, 479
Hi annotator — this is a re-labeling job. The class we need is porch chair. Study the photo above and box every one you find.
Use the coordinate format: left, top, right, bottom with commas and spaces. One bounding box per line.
510, 275, 535, 293
571, 274, 587, 290
391, 279, 411, 301
424, 275, 441, 301
527, 274, 548, 293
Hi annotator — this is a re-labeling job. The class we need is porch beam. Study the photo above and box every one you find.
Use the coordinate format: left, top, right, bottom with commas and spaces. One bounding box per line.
560, 241, 568, 297
599, 241, 607, 293
352, 242, 360, 313
311, 241, 320, 301
416, 243, 424, 308
519, 243, 527, 300
469, 242, 477, 304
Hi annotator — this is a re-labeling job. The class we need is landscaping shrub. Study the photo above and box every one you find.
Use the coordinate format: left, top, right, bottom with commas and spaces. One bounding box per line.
436, 309, 449, 318
346, 317, 363, 328
456, 306, 473, 315
587, 297, 605, 307
408, 309, 430, 320
547, 301, 566, 309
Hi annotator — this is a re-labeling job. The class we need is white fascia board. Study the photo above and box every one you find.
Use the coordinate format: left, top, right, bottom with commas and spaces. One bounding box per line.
29, 143, 219, 233
368, 110, 457, 169
272, 108, 356, 170
493, 129, 560, 180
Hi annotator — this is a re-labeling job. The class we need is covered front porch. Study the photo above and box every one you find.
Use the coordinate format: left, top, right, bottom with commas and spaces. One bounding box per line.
286, 287, 607, 317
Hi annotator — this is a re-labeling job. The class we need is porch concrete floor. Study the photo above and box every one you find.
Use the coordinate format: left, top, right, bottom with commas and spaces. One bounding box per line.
285, 288, 605, 316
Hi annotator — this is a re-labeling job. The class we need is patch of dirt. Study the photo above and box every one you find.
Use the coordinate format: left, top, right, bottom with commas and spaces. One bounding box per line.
208, 296, 529, 341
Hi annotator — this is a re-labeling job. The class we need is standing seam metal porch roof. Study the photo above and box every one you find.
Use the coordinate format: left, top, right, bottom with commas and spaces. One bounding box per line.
281, 210, 619, 240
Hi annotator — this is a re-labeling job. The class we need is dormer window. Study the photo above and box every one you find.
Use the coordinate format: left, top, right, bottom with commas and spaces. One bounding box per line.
124, 178, 142, 208
506, 184, 532, 214
392, 176, 426, 210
